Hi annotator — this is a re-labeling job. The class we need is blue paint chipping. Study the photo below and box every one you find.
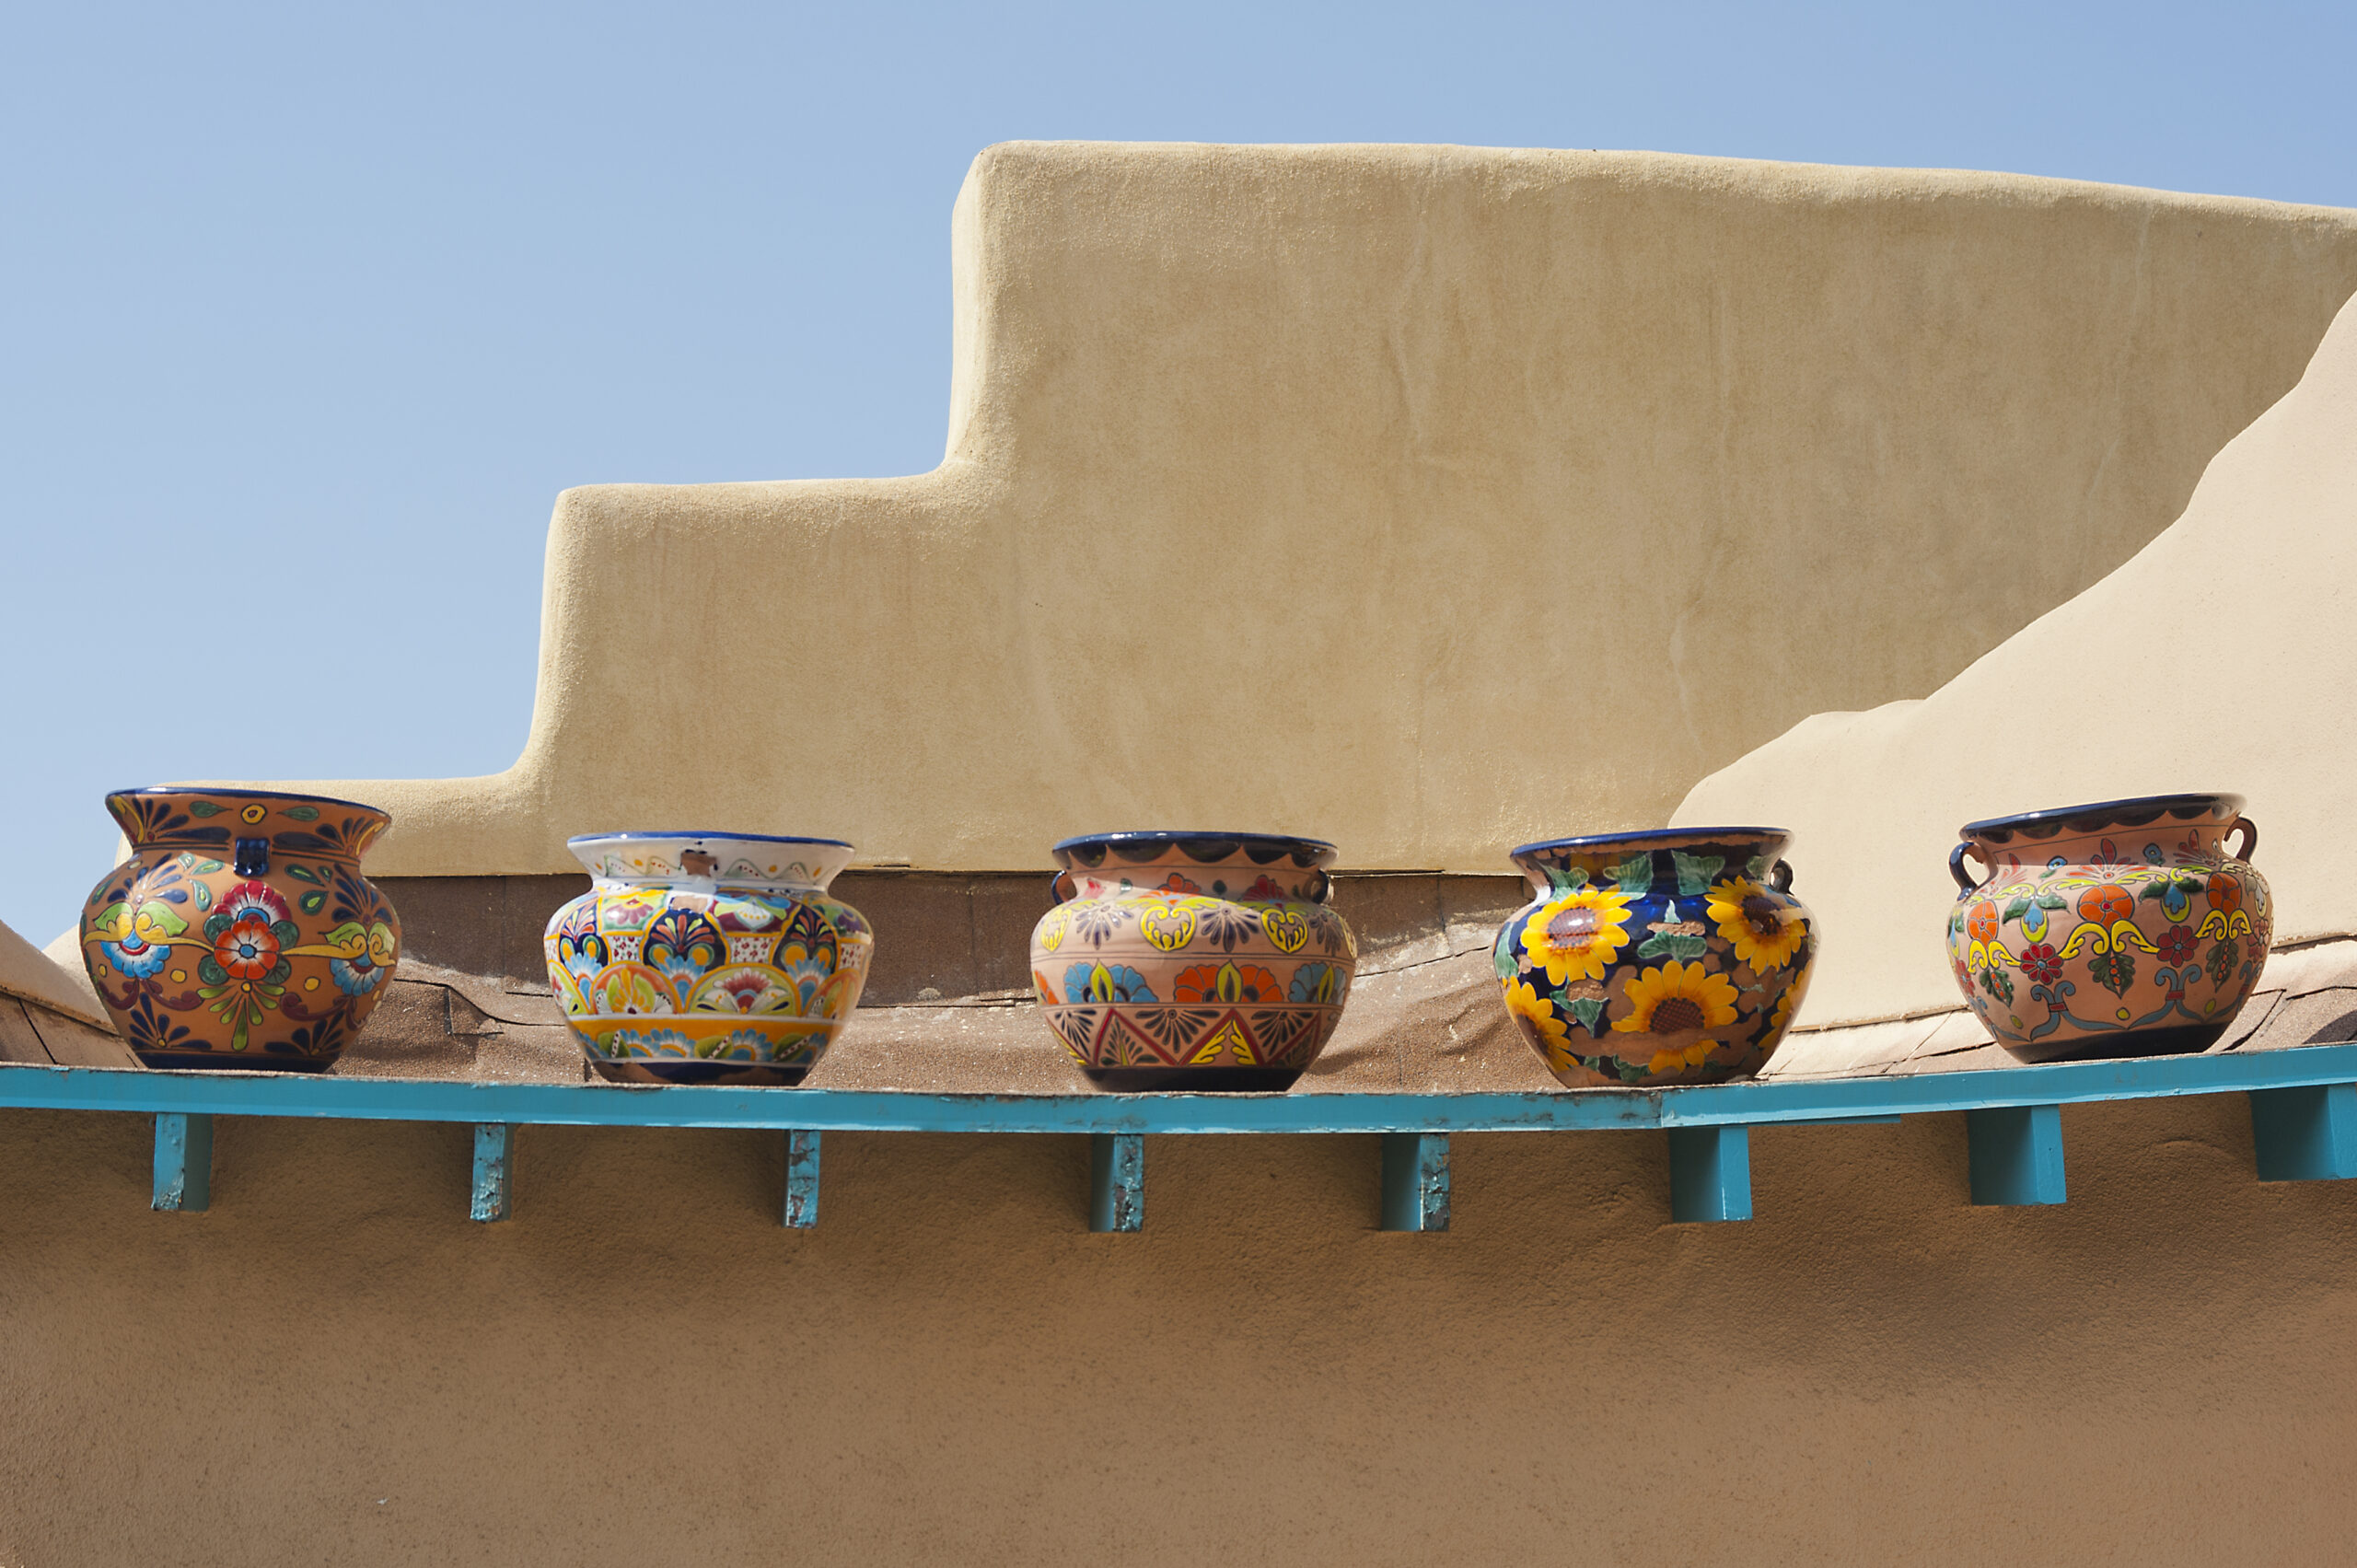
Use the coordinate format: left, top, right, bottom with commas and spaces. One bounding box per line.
1668, 1124, 1752, 1222
151, 1111, 213, 1213
1968, 1104, 2067, 1205
1380, 1132, 1450, 1231
2250, 1083, 2357, 1181
784, 1130, 821, 1228
1091, 1132, 1144, 1232
470, 1123, 514, 1222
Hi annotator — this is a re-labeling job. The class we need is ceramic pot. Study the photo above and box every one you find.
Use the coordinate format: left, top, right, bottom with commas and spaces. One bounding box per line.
546, 831, 872, 1086
1494, 828, 1814, 1088
1947, 793, 2269, 1063
1028, 831, 1357, 1092
78, 788, 401, 1071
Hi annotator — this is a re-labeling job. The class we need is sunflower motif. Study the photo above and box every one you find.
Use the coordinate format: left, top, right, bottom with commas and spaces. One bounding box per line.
1503, 978, 1571, 1054
1612, 959, 1740, 1036
1706, 877, 1809, 972
1517, 888, 1634, 985
1646, 1040, 1718, 1077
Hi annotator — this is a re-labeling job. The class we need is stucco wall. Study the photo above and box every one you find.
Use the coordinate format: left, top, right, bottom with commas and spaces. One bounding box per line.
4, 1098, 2355, 1563
1678, 283, 2357, 1027
244, 143, 2357, 878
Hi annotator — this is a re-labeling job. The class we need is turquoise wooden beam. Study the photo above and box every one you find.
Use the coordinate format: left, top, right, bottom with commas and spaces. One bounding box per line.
1968, 1104, 2067, 1205
1667, 1124, 1752, 1222
151, 1111, 213, 1213
2249, 1083, 2357, 1181
784, 1130, 821, 1227
1091, 1132, 1143, 1232
1380, 1132, 1450, 1231
8, 1041, 2357, 1134
470, 1124, 514, 1222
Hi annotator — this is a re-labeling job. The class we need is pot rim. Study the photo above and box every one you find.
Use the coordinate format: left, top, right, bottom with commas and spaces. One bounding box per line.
1959, 792, 2244, 840
1511, 825, 1787, 857
568, 830, 855, 849
1051, 830, 1338, 867
107, 784, 389, 817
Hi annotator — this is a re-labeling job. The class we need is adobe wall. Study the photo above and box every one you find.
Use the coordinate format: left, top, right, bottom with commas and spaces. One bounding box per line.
3, 1095, 2353, 1564
242, 143, 2357, 878
1678, 277, 2357, 1026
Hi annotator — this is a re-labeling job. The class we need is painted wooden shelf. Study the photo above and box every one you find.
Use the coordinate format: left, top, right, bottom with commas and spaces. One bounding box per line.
4, 1042, 2354, 1234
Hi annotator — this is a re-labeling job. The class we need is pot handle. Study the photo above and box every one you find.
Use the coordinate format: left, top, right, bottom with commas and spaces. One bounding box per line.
1049, 869, 1079, 907
1950, 842, 1990, 894
1307, 867, 1333, 906
1770, 859, 1794, 895
2227, 816, 2258, 864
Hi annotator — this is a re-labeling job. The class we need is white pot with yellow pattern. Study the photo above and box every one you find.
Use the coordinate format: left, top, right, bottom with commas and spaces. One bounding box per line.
547, 831, 872, 1086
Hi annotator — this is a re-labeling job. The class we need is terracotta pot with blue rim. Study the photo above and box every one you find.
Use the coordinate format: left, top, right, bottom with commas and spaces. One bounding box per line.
546, 830, 873, 1086
1028, 831, 1358, 1092
1493, 828, 1815, 1087
1947, 793, 2270, 1063
78, 786, 402, 1071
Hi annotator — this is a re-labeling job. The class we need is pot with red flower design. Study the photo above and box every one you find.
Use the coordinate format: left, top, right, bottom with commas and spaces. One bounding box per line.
78, 787, 402, 1070
1494, 828, 1815, 1088
1947, 794, 2269, 1063
546, 831, 873, 1085
1028, 831, 1357, 1091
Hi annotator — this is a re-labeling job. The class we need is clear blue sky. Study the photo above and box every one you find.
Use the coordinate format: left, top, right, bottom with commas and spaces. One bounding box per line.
5, 1, 2353, 938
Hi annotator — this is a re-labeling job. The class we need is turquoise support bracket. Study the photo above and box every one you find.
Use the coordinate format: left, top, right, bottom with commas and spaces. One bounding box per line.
2249, 1083, 2357, 1181
1968, 1103, 2066, 1205
783, 1130, 821, 1227
152, 1111, 213, 1213
1090, 1132, 1143, 1232
1380, 1132, 1450, 1231
1667, 1124, 1752, 1222
470, 1123, 514, 1222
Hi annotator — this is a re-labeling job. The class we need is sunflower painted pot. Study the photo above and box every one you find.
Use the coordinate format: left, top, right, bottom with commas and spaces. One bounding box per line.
77, 787, 401, 1071
1028, 831, 1357, 1092
1493, 828, 1814, 1088
546, 831, 872, 1086
1947, 794, 2269, 1063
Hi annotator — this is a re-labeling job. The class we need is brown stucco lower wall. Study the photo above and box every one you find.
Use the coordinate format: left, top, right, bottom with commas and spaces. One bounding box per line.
4, 1092, 2355, 1563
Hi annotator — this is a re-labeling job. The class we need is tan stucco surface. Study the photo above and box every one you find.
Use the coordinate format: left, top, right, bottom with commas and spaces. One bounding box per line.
5, 1098, 2357, 1563
237, 143, 2357, 878
1679, 288, 2357, 1027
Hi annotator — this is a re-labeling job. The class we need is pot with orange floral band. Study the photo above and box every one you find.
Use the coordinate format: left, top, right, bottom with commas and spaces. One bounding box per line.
1492, 828, 1814, 1087
1946, 793, 2270, 1063
1028, 830, 1357, 1091
77, 787, 402, 1070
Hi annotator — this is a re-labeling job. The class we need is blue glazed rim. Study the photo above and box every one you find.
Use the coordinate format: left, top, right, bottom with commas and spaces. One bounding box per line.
1052, 830, 1338, 869
109, 784, 389, 816
1959, 793, 2241, 842
1511, 826, 1786, 858
568, 830, 855, 849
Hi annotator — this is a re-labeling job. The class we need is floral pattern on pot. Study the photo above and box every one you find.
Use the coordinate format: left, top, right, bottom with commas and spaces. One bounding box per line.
1494, 828, 1814, 1088
1946, 794, 2270, 1063
79, 788, 401, 1071
546, 831, 872, 1086
1028, 831, 1357, 1091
